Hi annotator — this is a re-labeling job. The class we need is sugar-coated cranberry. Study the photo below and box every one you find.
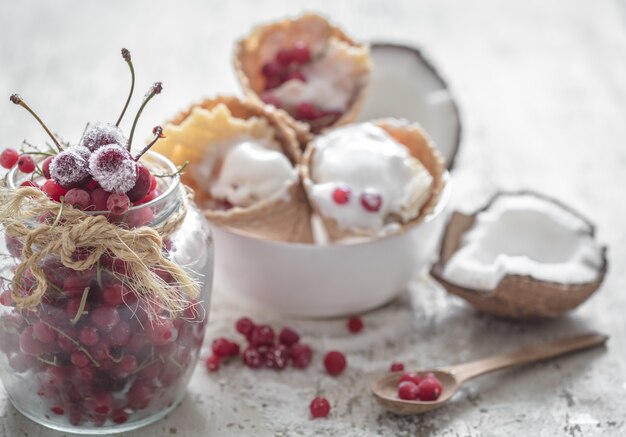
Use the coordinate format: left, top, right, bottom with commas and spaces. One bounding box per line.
90, 188, 110, 211
32, 321, 57, 343
50, 147, 90, 188
41, 155, 53, 178
17, 155, 35, 173
20, 180, 38, 188
398, 371, 422, 386
0, 148, 19, 169
64, 188, 91, 210
360, 191, 383, 212
417, 376, 443, 401
81, 122, 126, 152
332, 186, 351, 205
347, 316, 364, 333
88, 144, 136, 193
212, 338, 240, 358
90, 306, 120, 332
78, 326, 100, 347
310, 396, 330, 419
249, 324, 275, 347
292, 41, 311, 64
41, 179, 67, 202
235, 317, 255, 337
127, 163, 152, 202
265, 344, 289, 370
205, 354, 220, 372
398, 381, 419, 400
107, 193, 130, 215
323, 351, 347, 376
390, 362, 405, 372
278, 327, 300, 347
242, 347, 262, 369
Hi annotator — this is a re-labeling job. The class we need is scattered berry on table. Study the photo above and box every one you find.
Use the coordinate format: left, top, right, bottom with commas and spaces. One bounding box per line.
310, 396, 331, 419
347, 316, 364, 333
323, 350, 347, 376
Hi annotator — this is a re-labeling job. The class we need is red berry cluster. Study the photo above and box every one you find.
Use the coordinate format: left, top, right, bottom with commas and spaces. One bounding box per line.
396, 371, 444, 402
259, 41, 344, 132
0, 255, 207, 427
205, 317, 313, 372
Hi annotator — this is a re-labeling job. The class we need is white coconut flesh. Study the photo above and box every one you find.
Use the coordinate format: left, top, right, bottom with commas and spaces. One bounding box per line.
442, 194, 605, 292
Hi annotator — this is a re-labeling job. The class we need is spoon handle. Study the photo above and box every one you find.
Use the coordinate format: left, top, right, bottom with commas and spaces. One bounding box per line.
446, 332, 608, 383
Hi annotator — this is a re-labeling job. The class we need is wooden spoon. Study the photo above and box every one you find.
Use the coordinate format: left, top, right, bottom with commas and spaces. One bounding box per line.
372, 332, 608, 415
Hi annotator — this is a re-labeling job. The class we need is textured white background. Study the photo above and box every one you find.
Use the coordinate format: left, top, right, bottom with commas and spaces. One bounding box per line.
1, 1, 626, 436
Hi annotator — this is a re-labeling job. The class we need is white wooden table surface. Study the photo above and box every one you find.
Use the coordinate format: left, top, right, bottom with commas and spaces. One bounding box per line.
1, 1, 625, 436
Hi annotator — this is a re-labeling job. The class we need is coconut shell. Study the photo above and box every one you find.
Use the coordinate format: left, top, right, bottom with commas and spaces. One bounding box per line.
156, 95, 314, 243
301, 119, 446, 242
233, 13, 372, 147
430, 191, 608, 319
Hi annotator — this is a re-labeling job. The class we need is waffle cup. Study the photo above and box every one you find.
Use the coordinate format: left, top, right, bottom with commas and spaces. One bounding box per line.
301, 119, 446, 242
153, 95, 314, 243
233, 13, 372, 147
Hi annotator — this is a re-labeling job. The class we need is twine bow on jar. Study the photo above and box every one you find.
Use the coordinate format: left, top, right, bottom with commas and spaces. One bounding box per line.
0, 186, 199, 316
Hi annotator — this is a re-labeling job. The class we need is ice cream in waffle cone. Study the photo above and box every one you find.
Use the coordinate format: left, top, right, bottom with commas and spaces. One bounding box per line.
152, 96, 313, 243
233, 13, 372, 141
301, 120, 445, 243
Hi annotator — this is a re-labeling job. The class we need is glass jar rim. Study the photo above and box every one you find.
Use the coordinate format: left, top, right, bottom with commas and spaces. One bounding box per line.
7, 150, 181, 215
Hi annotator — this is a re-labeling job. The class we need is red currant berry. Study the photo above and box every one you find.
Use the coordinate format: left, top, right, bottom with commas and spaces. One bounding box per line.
212, 338, 240, 358
285, 70, 306, 82
310, 396, 330, 418
390, 362, 405, 372
127, 381, 153, 409
235, 317, 255, 337
323, 351, 347, 376
41, 179, 67, 201
242, 347, 262, 369
90, 188, 110, 211
347, 316, 364, 333
119, 355, 138, 373
261, 61, 282, 78
90, 306, 120, 332
50, 405, 65, 415
332, 186, 351, 205
70, 351, 90, 368
276, 49, 293, 66
109, 321, 131, 347
265, 344, 289, 370
127, 163, 152, 202
64, 188, 91, 210
278, 327, 300, 347
0, 148, 19, 169
249, 324, 275, 347
32, 321, 57, 343
398, 381, 419, 400
107, 193, 130, 215
289, 343, 313, 369
296, 102, 320, 120
20, 180, 38, 188
147, 319, 176, 346
16, 155, 35, 173
417, 376, 443, 401
78, 326, 100, 346
206, 354, 220, 372
360, 191, 383, 212
398, 372, 422, 386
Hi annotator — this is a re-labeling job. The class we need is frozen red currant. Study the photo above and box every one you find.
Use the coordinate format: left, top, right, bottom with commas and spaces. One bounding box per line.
205, 354, 220, 372
41, 179, 68, 202
390, 362, 405, 372
64, 188, 91, 210
17, 155, 35, 173
20, 180, 38, 188
323, 351, 346, 376
107, 193, 131, 215
41, 155, 53, 178
360, 191, 383, 212
265, 345, 289, 370
80, 121, 126, 152
309, 396, 330, 419
90, 188, 110, 211
49, 147, 90, 188
416, 376, 443, 401
278, 327, 300, 347
127, 163, 152, 202
0, 148, 19, 169
88, 144, 136, 193
398, 372, 422, 386
90, 306, 120, 332
211, 338, 240, 358
398, 381, 419, 400
347, 316, 363, 333
235, 317, 255, 337
249, 324, 275, 347
79, 326, 100, 347
242, 347, 262, 369
332, 186, 351, 205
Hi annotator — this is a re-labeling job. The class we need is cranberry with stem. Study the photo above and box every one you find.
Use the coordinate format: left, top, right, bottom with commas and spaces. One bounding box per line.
133, 126, 164, 162
116, 48, 135, 127
127, 82, 162, 150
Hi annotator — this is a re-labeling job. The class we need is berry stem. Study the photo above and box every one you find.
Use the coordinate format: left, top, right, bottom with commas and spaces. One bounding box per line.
70, 287, 90, 325
38, 319, 100, 367
127, 82, 162, 151
9, 94, 63, 152
115, 48, 135, 127
153, 161, 188, 178
134, 126, 164, 161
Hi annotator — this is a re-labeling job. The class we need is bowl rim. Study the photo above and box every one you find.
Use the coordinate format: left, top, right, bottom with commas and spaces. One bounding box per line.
212, 171, 452, 250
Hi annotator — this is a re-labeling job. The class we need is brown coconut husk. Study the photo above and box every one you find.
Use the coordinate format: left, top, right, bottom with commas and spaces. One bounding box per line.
301, 119, 446, 242
430, 191, 608, 319
233, 13, 372, 148
153, 96, 313, 243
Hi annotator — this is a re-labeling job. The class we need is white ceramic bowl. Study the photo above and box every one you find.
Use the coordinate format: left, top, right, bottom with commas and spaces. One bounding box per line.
212, 175, 451, 317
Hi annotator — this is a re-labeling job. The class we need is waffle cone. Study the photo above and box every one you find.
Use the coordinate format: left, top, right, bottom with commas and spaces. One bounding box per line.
302, 120, 446, 242
233, 13, 371, 147
154, 95, 313, 243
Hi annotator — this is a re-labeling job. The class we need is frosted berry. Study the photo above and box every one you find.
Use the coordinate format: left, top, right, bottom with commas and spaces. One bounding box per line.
289, 343, 313, 369
88, 144, 137, 193
265, 345, 289, 370
398, 372, 422, 386
332, 186, 351, 205
390, 362, 405, 372
90, 188, 110, 211
0, 148, 19, 169
347, 316, 363, 333
360, 191, 383, 212
90, 306, 120, 332
249, 324, 275, 347
242, 347, 262, 369
78, 326, 99, 346
323, 351, 346, 376
70, 351, 90, 368
107, 193, 130, 215
17, 155, 35, 173
80, 121, 126, 152
278, 327, 300, 347
235, 317, 255, 337
49, 149, 89, 188
206, 355, 220, 372
127, 163, 152, 202
125, 206, 154, 228
146, 319, 176, 345
398, 381, 419, 400
41, 179, 67, 201
32, 321, 57, 343
310, 396, 330, 419
416, 376, 443, 401
64, 188, 91, 210
109, 321, 131, 347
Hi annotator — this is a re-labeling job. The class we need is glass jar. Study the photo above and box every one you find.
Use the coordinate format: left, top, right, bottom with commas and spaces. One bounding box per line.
0, 152, 213, 434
